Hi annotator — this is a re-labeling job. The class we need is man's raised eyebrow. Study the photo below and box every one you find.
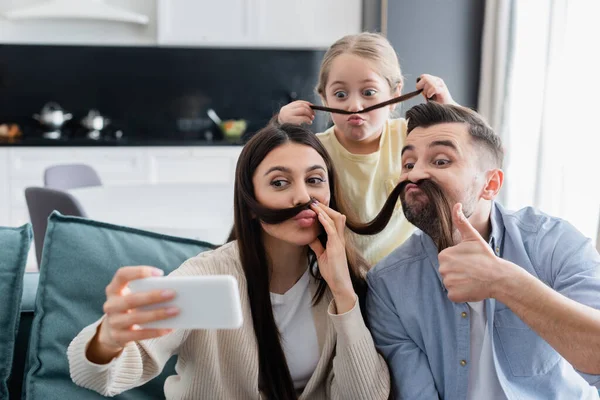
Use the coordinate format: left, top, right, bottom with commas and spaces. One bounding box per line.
401, 145, 415, 156
429, 140, 459, 151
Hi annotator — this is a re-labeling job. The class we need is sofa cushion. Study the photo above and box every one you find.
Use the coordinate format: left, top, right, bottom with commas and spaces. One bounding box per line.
0, 224, 32, 399
24, 212, 216, 399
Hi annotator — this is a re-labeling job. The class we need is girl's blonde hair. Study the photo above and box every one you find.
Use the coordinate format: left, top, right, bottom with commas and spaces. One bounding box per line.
316, 32, 404, 99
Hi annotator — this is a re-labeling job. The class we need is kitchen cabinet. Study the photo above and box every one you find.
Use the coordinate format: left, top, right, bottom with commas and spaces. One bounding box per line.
0, 146, 242, 227
157, 0, 362, 48
254, 0, 362, 48
0, 0, 158, 46
147, 147, 241, 184
0, 145, 242, 270
156, 0, 253, 46
1, 0, 362, 48
7, 148, 75, 227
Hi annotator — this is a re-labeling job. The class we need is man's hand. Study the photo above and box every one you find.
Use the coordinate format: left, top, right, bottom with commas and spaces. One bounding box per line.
438, 203, 515, 303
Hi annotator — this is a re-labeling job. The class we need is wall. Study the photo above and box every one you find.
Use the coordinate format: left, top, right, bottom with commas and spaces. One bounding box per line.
365, 0, 485, 112
362, 0, 381, 32
0, 44, 326, 141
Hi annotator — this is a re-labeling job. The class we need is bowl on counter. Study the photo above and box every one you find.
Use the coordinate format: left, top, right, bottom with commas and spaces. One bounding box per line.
219, 119, 247, 142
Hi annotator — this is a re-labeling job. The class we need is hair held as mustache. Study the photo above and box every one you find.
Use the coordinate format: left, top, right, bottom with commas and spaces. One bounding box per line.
347, 179, 454, 250
249, 179, 452, 243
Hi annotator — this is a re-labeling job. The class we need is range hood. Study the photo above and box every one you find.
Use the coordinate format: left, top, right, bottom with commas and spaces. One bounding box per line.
2, 0, 149, 25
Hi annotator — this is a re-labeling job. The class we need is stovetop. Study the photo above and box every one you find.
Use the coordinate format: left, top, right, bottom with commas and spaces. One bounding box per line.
12, 118, 125, 142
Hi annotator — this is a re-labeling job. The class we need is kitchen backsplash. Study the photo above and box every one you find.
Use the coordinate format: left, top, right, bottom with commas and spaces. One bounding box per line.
0, 44, 327, 142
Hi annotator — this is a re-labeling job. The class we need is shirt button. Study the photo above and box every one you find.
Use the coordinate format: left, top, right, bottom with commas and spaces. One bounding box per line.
495, 246, 500, 255
461, 312, 468, 318
460, 360, 467, 367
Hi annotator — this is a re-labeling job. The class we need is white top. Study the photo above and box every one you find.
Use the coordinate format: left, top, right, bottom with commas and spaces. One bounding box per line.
466, 301, 507, 400
270, 269, 320, 390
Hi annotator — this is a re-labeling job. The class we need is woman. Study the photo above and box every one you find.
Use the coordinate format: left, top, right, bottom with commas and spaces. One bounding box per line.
67, 123, 390, 399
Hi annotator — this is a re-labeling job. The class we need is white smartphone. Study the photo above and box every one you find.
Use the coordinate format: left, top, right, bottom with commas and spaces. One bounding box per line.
128, 275, 243, 330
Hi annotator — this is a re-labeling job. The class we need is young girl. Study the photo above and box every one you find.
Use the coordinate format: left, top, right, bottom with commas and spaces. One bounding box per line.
279, 32, 456, 265
67, 123, 390, 400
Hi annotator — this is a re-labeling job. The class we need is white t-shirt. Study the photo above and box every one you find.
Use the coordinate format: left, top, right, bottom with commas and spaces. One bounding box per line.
270, 269, 320, 390
466, 300, 507, 400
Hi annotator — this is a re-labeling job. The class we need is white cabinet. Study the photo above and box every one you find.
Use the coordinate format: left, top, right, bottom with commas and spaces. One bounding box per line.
0, 145, 241, 271
255, 0, 362, 48
0, 0, 158, 46
7, 148, 75, 226
156, 0, 254, 46
0, 145, 241, 228
72, 148, 148, 184
1, 0, 362, 48
157, 0, 362, 48
6, 147, 148, 225
147, 147, 241, 184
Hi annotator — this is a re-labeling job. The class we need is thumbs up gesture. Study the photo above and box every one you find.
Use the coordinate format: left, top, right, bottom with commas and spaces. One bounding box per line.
438, 203, 507, 303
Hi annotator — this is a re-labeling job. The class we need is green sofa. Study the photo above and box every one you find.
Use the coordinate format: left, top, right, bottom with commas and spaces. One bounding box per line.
5, 213, 216, 399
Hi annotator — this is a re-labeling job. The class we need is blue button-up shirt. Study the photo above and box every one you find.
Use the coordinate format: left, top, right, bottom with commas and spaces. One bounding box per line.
366, 202, 600, 399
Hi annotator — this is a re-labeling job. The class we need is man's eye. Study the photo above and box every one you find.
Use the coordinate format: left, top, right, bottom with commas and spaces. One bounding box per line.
434, 159, 450, 166
403, 162, 415, 170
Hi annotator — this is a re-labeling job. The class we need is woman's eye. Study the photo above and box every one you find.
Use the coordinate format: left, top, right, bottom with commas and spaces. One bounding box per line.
307, 177, 325, 185
334, 91, 347, 99
363, 89, 377, 97
270, 180, 289, 188
433, 159, 450, 167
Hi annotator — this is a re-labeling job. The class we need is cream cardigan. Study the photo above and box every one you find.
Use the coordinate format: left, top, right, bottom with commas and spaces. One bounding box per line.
67, 242, 391, 399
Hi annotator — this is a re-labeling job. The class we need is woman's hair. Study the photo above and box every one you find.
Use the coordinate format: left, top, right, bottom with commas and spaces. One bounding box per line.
316, 32, 404, 99
231, 122, 369, 400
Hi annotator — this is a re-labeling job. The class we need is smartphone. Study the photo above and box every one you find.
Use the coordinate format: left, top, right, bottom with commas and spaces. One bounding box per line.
128, 275, 243, 330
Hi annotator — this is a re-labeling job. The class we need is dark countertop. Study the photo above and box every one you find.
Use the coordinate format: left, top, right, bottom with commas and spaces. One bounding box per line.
0, 137, 245, 147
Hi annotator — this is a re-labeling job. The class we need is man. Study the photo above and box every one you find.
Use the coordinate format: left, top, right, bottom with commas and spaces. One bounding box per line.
366, 102, 600, 399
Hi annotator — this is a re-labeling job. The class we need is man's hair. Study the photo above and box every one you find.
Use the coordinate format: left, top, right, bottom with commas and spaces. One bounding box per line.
406, 102, 504, 168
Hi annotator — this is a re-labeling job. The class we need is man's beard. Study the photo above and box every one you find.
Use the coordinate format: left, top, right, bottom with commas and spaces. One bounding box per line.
399, 180, 457, 252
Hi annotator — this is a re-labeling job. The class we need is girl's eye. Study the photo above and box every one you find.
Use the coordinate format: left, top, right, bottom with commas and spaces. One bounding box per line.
270, 180, 289, 188
363, 89, 377, 96
334, 91, 347, 99
433, 159, 450, 167
307, 177, 325, 185
403, 162, 415, 170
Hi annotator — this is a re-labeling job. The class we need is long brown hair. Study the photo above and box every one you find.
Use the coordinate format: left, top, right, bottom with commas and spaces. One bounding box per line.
232, 123, 369, 400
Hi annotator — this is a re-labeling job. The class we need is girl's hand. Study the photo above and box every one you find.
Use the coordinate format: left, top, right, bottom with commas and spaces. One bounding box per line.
416, 74, 457, 105
308, 201, 356, 313
87, 266, 179, 364
278, 100, 315, 125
